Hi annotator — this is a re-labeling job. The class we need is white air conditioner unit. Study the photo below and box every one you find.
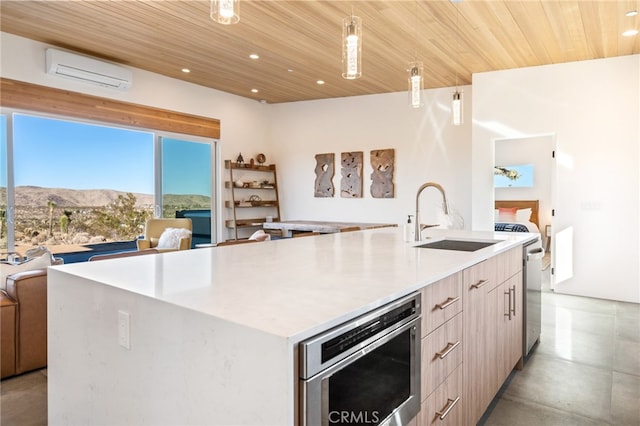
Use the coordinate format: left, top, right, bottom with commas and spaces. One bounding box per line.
45, 48, 133, 90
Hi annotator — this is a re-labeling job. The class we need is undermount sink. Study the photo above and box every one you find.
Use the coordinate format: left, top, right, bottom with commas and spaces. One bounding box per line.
416, 239, 500, 252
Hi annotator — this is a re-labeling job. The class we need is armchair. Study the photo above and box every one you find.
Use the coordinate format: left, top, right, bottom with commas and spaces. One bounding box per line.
137, 218, 192, 252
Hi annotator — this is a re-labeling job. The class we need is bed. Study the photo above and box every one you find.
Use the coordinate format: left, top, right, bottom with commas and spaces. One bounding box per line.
494, 200, 540, 234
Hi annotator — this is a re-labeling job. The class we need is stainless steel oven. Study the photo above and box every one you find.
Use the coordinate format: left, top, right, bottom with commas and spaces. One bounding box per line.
299, 293, 421, 426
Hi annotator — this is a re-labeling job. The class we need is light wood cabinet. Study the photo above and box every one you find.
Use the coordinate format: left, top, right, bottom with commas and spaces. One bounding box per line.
421, 272, 462, 337
496, 246, 523, 284
462, 256, 497, 425
463, 248, 523, 426
419, 365, 463, 426
415, 274, 464, 426
410, 246, 525, 426
421, 312, 463, 398
496, 271, 524, 383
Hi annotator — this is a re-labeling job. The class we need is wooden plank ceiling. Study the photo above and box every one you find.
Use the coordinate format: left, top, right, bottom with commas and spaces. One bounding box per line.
1, 1, 638, 104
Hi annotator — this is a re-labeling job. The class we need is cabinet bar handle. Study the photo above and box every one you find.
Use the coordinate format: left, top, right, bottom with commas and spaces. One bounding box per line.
435, 396, 460, 420
435, 296, 460, 310
504, 289, 512, 320
436, 341, 461, 359
471, 279, 488, 289
511, 285, 516, 317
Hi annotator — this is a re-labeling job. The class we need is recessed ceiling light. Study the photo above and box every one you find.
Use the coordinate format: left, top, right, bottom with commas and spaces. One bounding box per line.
287, 69, 294, 73
316, 80, 325, 85
181, 68, 191, 73
622, 29, 639, 37
249, 54, 260, 60
251, 89, 259, 93
626, 10, 638, 17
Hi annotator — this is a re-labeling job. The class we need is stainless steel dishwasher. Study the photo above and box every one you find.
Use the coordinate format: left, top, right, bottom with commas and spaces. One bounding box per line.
523, 237, 544, 357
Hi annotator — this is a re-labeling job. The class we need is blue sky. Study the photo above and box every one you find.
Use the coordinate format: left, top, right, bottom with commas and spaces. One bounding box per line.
162, 138, 211, 196
5, 114, 211, 196
0, 115, 6, 187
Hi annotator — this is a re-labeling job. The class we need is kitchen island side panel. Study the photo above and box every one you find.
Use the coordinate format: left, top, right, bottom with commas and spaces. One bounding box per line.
48, 269, 293, 425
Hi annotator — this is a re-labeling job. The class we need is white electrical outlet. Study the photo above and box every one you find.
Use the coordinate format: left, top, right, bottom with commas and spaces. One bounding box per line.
118, 310, 130, 350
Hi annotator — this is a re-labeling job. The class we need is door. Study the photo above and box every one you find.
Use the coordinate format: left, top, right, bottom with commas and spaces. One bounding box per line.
463, 257, 497, 425
159, 137, 215, 246
496, 272, 523, 383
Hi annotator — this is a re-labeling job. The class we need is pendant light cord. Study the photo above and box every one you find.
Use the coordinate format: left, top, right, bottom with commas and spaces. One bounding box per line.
414, 0, 419, 60
455, 1, 460, 90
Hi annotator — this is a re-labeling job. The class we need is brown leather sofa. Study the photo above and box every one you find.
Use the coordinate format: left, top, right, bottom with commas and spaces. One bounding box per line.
1, 269, 48, 379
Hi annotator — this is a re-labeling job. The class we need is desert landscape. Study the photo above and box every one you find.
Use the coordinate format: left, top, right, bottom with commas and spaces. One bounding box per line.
0, 186, 210, 257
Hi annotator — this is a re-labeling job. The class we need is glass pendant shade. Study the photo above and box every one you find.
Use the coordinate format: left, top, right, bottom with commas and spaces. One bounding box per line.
408, 61, 424, 108
452, 90, 463, 125
342, 15, 362, 80
211, 0, 239, 25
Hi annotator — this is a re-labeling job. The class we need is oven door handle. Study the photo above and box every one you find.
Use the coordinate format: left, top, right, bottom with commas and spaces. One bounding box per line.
303, 317, 421, 383
527, 247, 545, 261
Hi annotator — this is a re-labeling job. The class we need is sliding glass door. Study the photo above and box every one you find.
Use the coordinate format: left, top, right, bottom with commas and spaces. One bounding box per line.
160, 137, 214, 246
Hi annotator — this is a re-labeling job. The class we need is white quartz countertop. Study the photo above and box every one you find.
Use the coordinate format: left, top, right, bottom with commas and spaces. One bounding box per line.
52, 228, 537, 342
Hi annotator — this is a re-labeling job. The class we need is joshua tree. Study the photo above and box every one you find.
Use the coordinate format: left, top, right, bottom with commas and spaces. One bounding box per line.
47, 199, 57, 237
59, 210, 72, 235
59, 214, 69, 234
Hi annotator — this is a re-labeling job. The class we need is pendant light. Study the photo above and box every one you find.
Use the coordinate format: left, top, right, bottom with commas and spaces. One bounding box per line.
452, 1, 463, 125
211, 0, 239, 25
408, 1, 424, 108
452, 90, 462, 125
342, 13, 362, 80
408, 62, 424, 108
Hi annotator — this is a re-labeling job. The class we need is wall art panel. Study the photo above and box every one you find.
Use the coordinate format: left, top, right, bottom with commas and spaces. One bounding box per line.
340, 151, 363, 198
370, 149, 395, 198
314, 153, 335, 197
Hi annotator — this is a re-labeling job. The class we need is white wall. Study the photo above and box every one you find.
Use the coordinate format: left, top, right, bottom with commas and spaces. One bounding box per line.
472, 55, 640, 303
268, 88, 473, 230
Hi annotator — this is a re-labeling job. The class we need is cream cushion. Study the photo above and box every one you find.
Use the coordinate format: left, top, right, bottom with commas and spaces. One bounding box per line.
156, 228, 192, 249
0, 255, 51, 291
249, 230, 271, 242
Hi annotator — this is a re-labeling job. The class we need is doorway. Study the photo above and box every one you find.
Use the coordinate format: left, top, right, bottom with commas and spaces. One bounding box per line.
494, 134, 557, 289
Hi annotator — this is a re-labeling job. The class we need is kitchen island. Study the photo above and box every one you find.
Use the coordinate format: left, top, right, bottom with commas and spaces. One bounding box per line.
47, 227, 536, 425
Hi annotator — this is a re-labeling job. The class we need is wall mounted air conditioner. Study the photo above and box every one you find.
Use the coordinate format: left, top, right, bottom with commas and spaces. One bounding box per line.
45, 48, 133, 90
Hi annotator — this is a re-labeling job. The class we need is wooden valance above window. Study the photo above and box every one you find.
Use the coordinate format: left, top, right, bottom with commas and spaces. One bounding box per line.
0, 78, 220, 139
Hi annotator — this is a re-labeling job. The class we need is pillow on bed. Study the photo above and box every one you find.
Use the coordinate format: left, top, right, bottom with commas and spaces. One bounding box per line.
516, 208, 532, 222
497, 207, 518, 222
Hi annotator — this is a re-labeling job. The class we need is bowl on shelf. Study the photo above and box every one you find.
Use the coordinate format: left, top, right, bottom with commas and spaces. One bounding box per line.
249, 194, 261, 206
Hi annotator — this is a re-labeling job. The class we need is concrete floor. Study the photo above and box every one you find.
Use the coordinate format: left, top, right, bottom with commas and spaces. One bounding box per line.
482, 269, 640, 426
1, 270, 639, 425
0, 368, 47, 426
